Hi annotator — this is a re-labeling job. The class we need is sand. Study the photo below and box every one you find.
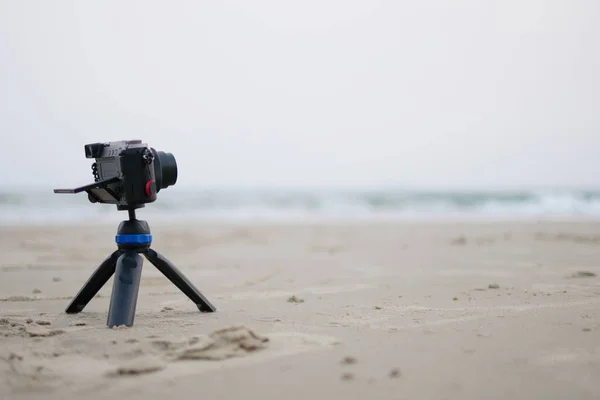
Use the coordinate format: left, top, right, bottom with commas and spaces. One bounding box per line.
1, 219, 599, 399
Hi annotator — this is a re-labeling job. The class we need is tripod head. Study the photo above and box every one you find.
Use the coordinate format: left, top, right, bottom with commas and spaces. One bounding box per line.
115, 207, 152, 252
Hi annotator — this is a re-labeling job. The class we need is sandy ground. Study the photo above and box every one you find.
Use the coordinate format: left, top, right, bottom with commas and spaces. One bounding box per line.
0, 219, 599, 400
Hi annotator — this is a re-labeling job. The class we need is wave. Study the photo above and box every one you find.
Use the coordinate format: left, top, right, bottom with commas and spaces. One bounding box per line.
2, 188, 600, 224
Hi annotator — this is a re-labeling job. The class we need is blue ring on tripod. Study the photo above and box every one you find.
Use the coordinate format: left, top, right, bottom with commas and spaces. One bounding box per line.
115, 234, 153, 245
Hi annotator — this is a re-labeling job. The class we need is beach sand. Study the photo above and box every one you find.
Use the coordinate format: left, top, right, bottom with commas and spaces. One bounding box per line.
1, 220, 599, 399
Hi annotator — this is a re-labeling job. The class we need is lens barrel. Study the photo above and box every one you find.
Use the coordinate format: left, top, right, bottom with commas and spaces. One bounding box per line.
151, 148, 178, 191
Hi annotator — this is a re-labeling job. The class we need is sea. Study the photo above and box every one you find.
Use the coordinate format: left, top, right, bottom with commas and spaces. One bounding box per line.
2, 186, 600, 226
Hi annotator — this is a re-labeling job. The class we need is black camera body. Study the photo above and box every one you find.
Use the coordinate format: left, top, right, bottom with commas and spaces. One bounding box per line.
54, 140, 178, 210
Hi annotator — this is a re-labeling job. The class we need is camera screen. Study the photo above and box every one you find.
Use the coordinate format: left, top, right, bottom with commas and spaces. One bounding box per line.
89, 188, 119, 202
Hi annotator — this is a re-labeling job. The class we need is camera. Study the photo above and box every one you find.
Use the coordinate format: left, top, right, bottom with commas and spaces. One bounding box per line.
54, 140, 177, 209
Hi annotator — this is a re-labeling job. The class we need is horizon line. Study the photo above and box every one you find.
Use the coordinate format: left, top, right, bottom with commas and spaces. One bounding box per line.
2, 182, 600, 193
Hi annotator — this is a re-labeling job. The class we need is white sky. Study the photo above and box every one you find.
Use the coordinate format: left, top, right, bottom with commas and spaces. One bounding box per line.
1, 0, 599, 190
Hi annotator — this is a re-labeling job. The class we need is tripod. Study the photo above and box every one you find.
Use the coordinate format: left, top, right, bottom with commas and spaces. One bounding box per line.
65, 208, 216, 328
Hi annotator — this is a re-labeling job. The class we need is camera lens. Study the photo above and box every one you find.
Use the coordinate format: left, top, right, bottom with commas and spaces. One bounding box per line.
151, 149, 178, 191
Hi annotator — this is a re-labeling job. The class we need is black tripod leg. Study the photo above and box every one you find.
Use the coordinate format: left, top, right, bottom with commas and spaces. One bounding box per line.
65, 250, 121, 314
106, 251, 144, 328
144, 249, 216, 312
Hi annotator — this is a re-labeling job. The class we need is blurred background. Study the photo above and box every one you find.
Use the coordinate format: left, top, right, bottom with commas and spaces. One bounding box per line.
1, 0, 599, 224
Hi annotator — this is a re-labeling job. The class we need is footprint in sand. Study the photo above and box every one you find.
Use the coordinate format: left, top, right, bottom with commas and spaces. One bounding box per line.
106, 326, 271, 378
166, 326, 270, 361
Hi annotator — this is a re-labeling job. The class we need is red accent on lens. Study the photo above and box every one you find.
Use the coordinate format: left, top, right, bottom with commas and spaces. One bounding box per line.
145, 180, 155, 197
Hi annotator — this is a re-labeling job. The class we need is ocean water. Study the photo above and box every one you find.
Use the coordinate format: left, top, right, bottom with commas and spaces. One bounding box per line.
2, 186, 600, 226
